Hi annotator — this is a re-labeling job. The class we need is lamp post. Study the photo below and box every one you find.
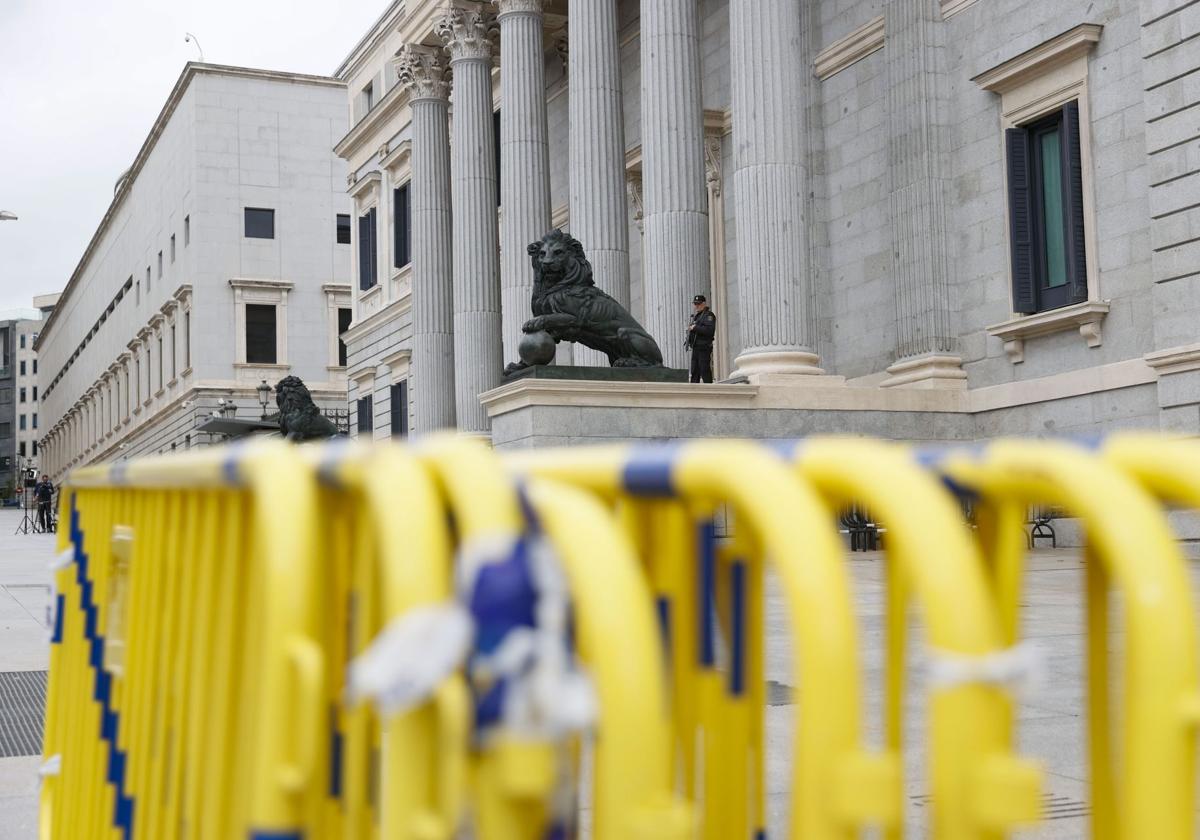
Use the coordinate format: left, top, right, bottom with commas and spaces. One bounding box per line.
257, 380, 273, 420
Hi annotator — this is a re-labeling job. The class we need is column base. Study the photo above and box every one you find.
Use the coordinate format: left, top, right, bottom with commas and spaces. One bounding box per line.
880, 353, 968, 390
730, 349, 841, 385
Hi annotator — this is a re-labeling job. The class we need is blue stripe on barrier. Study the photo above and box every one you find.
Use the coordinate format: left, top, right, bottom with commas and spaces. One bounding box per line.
248, 833, 303, 840
622, 443, 684, 497
51, 593, 65, 644
754, 830, 767, 840
698, 520, 717, 668
655, 596, 672, 661
329, 707, 343, 798
730, 561, 746, 696
764, 439, 803, 460
68, 498, 135, 840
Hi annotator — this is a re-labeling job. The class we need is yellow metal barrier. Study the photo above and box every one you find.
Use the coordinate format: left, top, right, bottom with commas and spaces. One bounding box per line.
39, 434, 1200, 839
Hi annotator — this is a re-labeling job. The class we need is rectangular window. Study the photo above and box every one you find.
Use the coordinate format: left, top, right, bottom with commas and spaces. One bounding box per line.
157, 336, 163, 390
32, 359, 36, 375
19, 414, 26, 431
19, 387, 25, 403
244, 207, 276, 239
337, 307, 352, 367
184, 311, 191, 369
358, 207, 378, 290
32, 413, 37, 430
146, 265, 151, 292
170, 234, 176, 262
32, 386, 37, 401
158, 251, 163, 279
393, 184, 411, 269
390, 380, 408, 438
19, 334, 25, 349
18, 441, 25, 457
357, 394, 373, 435
135, 358, 141, 404
170, 324, 177, 378
336, 213, 352, 245
1005, 101, 1088, 315
184, 215, 190, 245
245, 304, 277, 364
32, 440, 36, 457
19, 360, 25, 376
363, 81, 375, 113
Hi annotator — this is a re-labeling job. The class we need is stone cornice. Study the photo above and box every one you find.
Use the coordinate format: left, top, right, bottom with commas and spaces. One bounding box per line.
1145, 343, 1200, 376
380, 139, 413, 173
347, 170, 383, 201
341, 293, 412, 345
172, 283, 193, 304
228, 277, 295, 291
972, 23, 1103, 94
814, 15, 885, 81
941, 0, 978, 18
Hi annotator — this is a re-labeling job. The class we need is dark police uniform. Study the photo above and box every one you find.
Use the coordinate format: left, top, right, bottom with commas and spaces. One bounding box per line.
35, 478, 54, 532
687, 299, 717, 383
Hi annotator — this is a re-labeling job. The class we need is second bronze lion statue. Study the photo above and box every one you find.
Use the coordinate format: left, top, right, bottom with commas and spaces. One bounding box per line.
505, 230, 665, 373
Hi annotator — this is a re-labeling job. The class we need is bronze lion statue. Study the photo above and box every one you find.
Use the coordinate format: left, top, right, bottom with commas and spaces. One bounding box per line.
505, 230, 664, 373
274, 376, 340, 441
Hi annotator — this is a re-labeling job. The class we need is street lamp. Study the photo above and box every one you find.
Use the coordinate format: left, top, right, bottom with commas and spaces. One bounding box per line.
257, 380, 273, 419
0, 211, 17, 221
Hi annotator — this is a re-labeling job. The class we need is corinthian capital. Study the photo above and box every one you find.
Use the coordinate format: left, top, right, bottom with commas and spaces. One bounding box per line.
492, 0, 545, 16
436, 7, 498, 62
395, 45, 452, 102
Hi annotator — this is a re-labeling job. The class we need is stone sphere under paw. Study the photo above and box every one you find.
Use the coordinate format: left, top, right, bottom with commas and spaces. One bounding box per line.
519, 330, 556, 366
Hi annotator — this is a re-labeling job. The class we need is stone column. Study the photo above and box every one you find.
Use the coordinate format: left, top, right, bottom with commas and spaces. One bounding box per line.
493, 0, 552, 366
729, 0, 824, 381
569, 0, 629, 366
395, 45, 457, 432
641, 0, 709, 370
880, 0, 964, 389
438, 8, 502, 434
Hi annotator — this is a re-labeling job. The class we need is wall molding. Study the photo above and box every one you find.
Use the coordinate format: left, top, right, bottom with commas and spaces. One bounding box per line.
814, 16, 885, 81
941, 0, 978, 19
972, 23, 1103, 94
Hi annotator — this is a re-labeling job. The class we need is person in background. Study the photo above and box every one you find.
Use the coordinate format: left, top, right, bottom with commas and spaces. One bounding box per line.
35, 474, 54, 533
686, 294, 717, 383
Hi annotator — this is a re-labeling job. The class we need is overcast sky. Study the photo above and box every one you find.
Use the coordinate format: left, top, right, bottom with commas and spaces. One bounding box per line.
0, 0, 386, 314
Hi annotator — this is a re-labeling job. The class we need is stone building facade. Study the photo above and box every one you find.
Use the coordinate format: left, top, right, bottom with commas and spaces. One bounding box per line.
334, 0, 1200, 448
37, 64, 352, 480
0, 312, 40, 495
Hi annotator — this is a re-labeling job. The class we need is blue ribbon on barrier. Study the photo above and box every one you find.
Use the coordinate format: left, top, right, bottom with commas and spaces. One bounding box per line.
68, 498, 135, 839
622, 443, 685, 497
698, 520, 717, 668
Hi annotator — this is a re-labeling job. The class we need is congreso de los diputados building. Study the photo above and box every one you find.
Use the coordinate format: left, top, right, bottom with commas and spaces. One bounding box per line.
333, 0, 1200, 450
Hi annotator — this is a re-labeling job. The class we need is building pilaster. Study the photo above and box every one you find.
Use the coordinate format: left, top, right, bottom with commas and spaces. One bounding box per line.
880, 0, 965, 389
641, 0, 709, 370
729, 0, 825, 381
493, 0, 552, 366
395, 45, 457, 432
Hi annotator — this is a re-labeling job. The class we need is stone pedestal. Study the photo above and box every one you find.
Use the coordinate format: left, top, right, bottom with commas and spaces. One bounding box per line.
504, 365, 688, 383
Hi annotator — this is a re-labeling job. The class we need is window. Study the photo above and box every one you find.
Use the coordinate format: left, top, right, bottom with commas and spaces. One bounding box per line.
245, 304, 278, 364
393, 185, 411, 269
19, 387, 25, 403
184, 215, 190, 245
363, 81, 375, 112
170, 234, 176, 262
337, 307, 352, 367
146, 265, 151, 292
158, 251, 163, 279
135, 357, 141, 404
357, 394, 373, 435
358, 207, 378, 290
18, 442, 25, 457
184, 311, 191, 369
19, 360, 25, 376
32, 441, 37, 456
170, 324, 177, 379
32, 386, 37, 401
19, 334, 25, 349
19, 414, 26, 431
336, 214, 352, 245
32, 360, 36, 375
157, 336, 163, 390
32, 413, 37, 430
390, 380, 408, 438
244, 207, 275, 239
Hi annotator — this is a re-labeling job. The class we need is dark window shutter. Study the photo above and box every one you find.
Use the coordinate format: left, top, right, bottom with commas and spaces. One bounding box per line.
1005, 128, 1037, 314
390, 380, 408, 438
1061, 101, 1089, 304
357, 394, 373, 435
358, 212, 376, 291
394, 185, 411, 269
337, 308, 352, 367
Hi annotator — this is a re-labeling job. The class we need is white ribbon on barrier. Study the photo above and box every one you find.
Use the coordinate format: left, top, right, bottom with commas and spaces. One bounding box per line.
925, 640, 1045, 696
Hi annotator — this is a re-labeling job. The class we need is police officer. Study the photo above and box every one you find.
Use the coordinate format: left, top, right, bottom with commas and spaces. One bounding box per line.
686, 294, 717, 383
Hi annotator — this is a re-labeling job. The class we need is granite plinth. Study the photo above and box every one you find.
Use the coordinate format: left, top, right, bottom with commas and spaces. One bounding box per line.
504, 365, 688, 383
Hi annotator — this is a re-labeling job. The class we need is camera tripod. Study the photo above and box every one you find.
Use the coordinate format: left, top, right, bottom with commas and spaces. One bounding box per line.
13, 485, 38, 535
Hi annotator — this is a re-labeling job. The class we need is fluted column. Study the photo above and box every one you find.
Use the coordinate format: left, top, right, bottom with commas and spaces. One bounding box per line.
569, 0, 629, 367
439, 8, 502, 433
493, 0, 552, 366
730, 0, 824, 380
880, 0, 964, 389
396, 45, 457, 432
641, 0, 708, 370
